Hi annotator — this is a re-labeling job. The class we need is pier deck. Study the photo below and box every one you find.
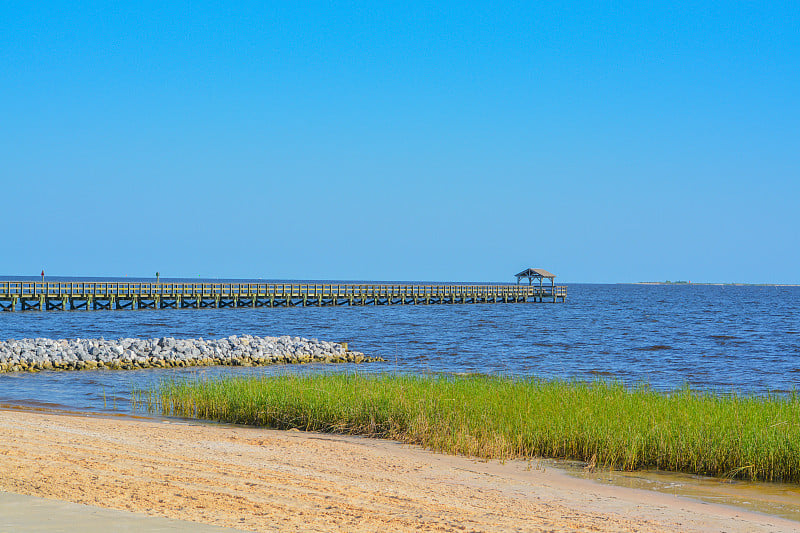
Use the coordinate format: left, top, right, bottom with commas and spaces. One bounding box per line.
0, 281, 566, 312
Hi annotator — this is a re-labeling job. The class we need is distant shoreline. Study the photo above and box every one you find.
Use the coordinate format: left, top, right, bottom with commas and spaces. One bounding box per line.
634, 282, 800, 287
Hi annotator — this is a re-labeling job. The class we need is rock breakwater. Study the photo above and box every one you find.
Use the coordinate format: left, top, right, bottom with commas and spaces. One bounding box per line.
0, 335, 380, 373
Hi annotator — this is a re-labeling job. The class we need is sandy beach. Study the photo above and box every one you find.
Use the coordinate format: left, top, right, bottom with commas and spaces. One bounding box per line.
0, 408, 796, 532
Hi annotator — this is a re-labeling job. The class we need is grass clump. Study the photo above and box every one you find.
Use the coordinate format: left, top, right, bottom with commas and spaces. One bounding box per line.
138, 373, 800, 483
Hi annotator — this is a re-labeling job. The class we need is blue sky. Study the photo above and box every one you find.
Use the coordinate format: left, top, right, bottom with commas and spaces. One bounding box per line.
2, 2, 798, 283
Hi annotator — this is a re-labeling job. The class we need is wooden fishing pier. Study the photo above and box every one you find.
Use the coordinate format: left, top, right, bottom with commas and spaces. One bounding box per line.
0, 281, 566, 312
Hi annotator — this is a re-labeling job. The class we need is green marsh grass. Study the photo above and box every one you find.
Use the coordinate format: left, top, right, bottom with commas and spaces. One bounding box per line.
138, 373, 800, 483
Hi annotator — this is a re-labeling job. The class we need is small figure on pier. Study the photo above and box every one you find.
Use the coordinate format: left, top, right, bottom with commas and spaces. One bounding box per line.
41, 270, 44, 282
156, 271, 160, 284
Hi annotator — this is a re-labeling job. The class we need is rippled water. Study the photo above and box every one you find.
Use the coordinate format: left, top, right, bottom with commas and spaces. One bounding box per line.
0, 283, 798, 414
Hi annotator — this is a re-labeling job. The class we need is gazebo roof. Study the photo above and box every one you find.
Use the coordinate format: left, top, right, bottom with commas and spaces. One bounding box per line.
515, 268, 556, 279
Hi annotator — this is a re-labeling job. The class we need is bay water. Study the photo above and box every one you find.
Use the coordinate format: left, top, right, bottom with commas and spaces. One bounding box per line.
0, 282, 797, 414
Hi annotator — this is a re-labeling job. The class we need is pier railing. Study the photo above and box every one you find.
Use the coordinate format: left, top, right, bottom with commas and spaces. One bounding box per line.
0, 281, 566, 311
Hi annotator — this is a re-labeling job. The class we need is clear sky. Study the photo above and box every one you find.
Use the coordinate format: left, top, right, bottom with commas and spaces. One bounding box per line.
2, 2, 798, 283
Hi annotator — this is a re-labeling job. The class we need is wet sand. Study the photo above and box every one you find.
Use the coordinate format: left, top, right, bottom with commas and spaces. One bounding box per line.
0, 409, 796, 532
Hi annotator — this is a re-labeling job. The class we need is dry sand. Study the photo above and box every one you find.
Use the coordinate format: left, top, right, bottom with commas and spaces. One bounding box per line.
0, 408, 796, 532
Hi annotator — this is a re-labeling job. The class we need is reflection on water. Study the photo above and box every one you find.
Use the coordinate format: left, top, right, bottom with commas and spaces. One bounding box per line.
562, 461, 800, 523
